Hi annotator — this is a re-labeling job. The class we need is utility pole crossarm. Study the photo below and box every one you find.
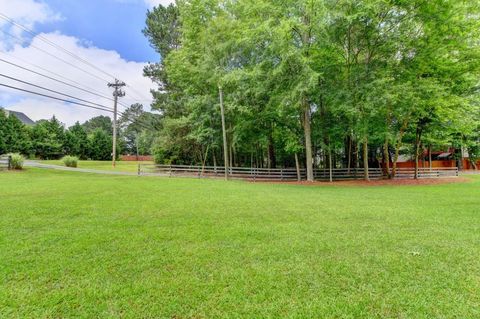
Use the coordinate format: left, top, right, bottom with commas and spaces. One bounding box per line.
108, 79, 126, 168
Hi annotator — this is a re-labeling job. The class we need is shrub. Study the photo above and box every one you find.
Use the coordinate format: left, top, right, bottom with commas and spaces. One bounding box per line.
9, 153, 24, 170
62, 155, 78, 168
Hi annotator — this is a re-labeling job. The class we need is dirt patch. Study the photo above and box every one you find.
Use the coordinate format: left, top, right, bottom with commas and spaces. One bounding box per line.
253, 177, 471, 187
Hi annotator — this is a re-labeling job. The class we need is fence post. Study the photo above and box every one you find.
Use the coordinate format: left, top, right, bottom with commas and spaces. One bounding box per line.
281, 168, 284, 181
169, 164, 172, 177
8, 155, 12, 170
137, 164, 140, 176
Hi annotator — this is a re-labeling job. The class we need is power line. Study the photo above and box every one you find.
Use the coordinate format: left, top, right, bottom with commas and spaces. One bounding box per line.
0, 57, 117, 104
0, 28, 110, 83
0, 73, 114, 112
0, 52, 121, 104
125, 83, 153, 104
0, 82, 113, 113
0, 12, 152, 107
0, 75, 154, 130
0, 12, 116, 81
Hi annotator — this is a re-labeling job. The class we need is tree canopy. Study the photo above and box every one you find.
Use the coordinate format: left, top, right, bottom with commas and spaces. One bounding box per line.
144, 0, 480, 179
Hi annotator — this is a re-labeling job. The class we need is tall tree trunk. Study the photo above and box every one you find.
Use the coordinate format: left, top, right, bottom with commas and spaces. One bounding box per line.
303, 99, 314, 182
201, 145, 209, 176
268, 130, 276, 169
384, 137, 391, 179
295, 153, 301, 181
392, 125, 408, 178
213, 150, 217, 174
328, 145, 333, 183
414, 125, 423, 180
347, 133, 353, 174
363, 137, 369, 181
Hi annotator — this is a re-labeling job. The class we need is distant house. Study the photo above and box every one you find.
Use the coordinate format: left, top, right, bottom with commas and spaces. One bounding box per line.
0, 108, 35, 126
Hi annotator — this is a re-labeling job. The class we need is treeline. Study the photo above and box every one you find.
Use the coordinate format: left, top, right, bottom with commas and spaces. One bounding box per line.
0, 104, 160, 160
144, 0, 480, 179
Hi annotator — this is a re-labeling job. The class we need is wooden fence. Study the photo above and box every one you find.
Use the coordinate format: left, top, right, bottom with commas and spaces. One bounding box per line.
138, 165, 457, 181
314, 168, 384, 181
393, 167, 458, 179
0, 155, 11, 170
139, 164, 303, 181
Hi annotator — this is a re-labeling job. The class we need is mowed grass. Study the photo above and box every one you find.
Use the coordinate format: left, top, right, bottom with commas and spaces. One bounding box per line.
0, 169, 479, 318
38, 160, 152, 172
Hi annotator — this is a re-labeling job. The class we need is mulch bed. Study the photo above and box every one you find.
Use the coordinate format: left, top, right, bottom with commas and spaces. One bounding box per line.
253, 177, 471, 187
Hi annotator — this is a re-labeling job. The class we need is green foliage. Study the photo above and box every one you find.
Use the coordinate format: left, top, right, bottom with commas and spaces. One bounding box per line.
82, 116, 112, 135
8, 153, 24, 170
143, 0, 480, 173
30, 116, 65, 159
64, 122, 88, 159
61, 155, 78, 168
118, 104, 161, 156
87, 129, 114, 161
0, 109, 31, 155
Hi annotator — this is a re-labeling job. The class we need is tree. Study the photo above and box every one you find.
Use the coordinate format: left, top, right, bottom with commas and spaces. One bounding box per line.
65, 122, 88, 159
82, 116, 112, 135
0, 110, 31, 155
118, 103, 161, 156
87, 129, 114, 161
142, 0, 480, 179
30, 116, 65, 159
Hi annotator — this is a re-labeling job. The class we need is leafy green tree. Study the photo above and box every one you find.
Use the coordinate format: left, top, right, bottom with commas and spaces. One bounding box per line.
87, 129, 114, 161
0, 110, 31, 155
82, 116, 112, 135
143, 0, 480, 178
30, 117, 65, 159
65, 122, 88, 159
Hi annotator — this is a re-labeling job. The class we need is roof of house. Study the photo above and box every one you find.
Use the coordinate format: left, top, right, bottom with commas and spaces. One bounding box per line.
1, 109, 36, 126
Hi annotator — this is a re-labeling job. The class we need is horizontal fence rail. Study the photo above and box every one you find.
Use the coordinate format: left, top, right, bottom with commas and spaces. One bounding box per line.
139, 164, 305, 181
138, 164, 459, 181
392, 167, 458, 179
0, 155, 11, 170
314, 168, 384, 181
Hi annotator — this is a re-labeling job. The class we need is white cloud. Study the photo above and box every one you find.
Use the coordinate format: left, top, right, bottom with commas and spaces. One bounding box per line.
0, 0, 61, 27
0, 0, 62, 50
144, 0, 175, 7
0, 33, 155, 127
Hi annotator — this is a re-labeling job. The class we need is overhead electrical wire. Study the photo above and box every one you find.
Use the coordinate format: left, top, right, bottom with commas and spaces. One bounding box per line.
0, 72, 156, 131
0, 28, 110, 83
0, 13, 117, 81
0, 82, 113, 113
0, 73, 114, 111
0, 12, 153, 107
0, 13, 157, 130
0, 57, 116, 104
0, 53, 133, 111
0, 52, 117, 100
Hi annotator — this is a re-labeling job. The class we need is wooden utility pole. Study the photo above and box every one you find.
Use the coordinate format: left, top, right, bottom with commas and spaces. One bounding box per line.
108, 79, 125, 167
219, 86, 229, 180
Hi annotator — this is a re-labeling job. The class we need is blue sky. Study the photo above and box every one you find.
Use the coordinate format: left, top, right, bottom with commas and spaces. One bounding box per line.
0, 0, 173, 125
36, 0, 158, 62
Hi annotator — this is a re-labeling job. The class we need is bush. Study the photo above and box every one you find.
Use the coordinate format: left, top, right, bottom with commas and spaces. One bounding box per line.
9, 153, 24, 170
62, 155, 78, 168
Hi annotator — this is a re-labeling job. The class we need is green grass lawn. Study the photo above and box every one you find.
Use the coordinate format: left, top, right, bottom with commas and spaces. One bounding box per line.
1, 169, 479, 318
38, 160, 152, 172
